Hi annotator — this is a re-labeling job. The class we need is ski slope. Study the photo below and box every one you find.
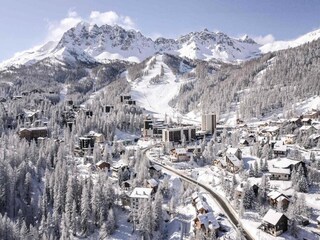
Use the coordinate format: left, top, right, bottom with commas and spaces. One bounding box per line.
130, 55, 185, 118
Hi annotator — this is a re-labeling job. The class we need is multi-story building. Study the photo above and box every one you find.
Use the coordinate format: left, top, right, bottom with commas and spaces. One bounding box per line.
201, 113, 216, 134
129, 187, 153, 224
162, 126, 196, 143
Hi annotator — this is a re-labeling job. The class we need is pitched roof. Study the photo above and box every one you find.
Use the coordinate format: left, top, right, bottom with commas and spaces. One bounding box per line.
226, 148, 240, 155
147, 178, 158, 187
269, 167, 291, 175
226, 154, 242, 167
273, 141, 287, 152
267, 191, 288, 201
196, 200, 209, 211
197, 212, 219, 230
272, 158, 302, 169
129, 187, 153, 199
263, 209, 287, 226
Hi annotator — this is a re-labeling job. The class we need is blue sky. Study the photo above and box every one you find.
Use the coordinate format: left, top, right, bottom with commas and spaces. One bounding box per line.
1, 0, 320, 61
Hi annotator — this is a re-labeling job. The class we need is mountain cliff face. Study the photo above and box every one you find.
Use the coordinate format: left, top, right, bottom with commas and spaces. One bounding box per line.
0, 23, 261, 69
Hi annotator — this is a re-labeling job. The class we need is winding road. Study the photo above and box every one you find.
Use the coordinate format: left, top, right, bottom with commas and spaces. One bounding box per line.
143, 146, 255, 240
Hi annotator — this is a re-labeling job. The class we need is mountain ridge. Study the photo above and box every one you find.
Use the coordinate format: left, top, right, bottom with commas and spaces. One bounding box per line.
0, 22, 261, 69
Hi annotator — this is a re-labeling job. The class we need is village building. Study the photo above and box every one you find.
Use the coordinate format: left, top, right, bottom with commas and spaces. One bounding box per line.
267, 191, 290, 210
299, 125, 317, 134
304, 110, 320, 120
259, 209, 288, 236
273, 141, 287, 157
149, 165, 162, 179
240, 139, 250, 146
289, 117, 302, 126
129, 187, 153, 224
103, 105, 114, 113
269, 167, 291, 180
224, 148, 242, 173
260, 126, 280, 137
95, 161, 110, 171
193, 212, 220, 238
317, 216, 320, 229
121, 180, 132, 191
285, 134, 296, 144
79, 136, 95, 150
201, 113, 216, 134
87, 131, 105, 143
19, 127, 49, 141
169, 148, 191, 162
235, 182, 259, 198
191, 192, 211, 214
146, 178, 159, 193
120, 95, 132, 103
270, 158, 306, 180
143, 117, 166, 138
301, 118, 312, 126
162, 126, 196, 143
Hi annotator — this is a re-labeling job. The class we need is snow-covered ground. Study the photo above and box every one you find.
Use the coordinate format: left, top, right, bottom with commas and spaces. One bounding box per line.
130, 55, 185, 118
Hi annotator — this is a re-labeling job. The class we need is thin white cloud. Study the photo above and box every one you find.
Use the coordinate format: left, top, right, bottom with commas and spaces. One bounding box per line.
46, 10, 136, 41
253, 34, 275, 45
89, 11, 136, 30
46, 10, 82, 41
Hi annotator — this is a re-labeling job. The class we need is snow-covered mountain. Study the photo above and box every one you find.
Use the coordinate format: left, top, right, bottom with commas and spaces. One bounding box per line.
2, 22, 320, 70
260, 28, 320, 53
0, 22, 261, 69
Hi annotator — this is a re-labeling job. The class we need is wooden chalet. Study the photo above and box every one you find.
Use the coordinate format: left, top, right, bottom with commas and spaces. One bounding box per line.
146, 178, 159, 193
149, 165, 162, 179
269, 167, 291, 181
259, 209, 288, 236
267, 191, 290, 210
193, 212, 220, 237
19, 127, 48, 142
95, 161, 110, 171
273, 141, 287, 157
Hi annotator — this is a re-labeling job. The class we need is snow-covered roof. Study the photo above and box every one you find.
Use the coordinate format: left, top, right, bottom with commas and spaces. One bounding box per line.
197, 212, 219, 230
309, 134, 320, 140
300, 125, 314, 131
267, 191, 288, 200
272, 158, 301, 169
263, 209, 286, 226
150, 165, 162, 171
129, 187, 153, 199
226, 147, 240, 155
196, 200, 209, 211
269, 167, 291, 175
273, 141, 287, 152
240, 139, 248, 144
317, 216, 320, 222
226, 154, 241, 167
175, 148, 187, 155
192, 192, 202, 200
289, 118, 299, 122
20, 126, 48, 131
286, 134, 296, 138
95, 160, 108, 166
147, 178, 158, 187
263, 126, 279, 133
302, 118, 311, 122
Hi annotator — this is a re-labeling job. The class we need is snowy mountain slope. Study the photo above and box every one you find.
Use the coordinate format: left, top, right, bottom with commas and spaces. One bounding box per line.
260, 28, 320, 53
129, 54, 191, 118
2, 23, 320, 70
0, 23, 261, 70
